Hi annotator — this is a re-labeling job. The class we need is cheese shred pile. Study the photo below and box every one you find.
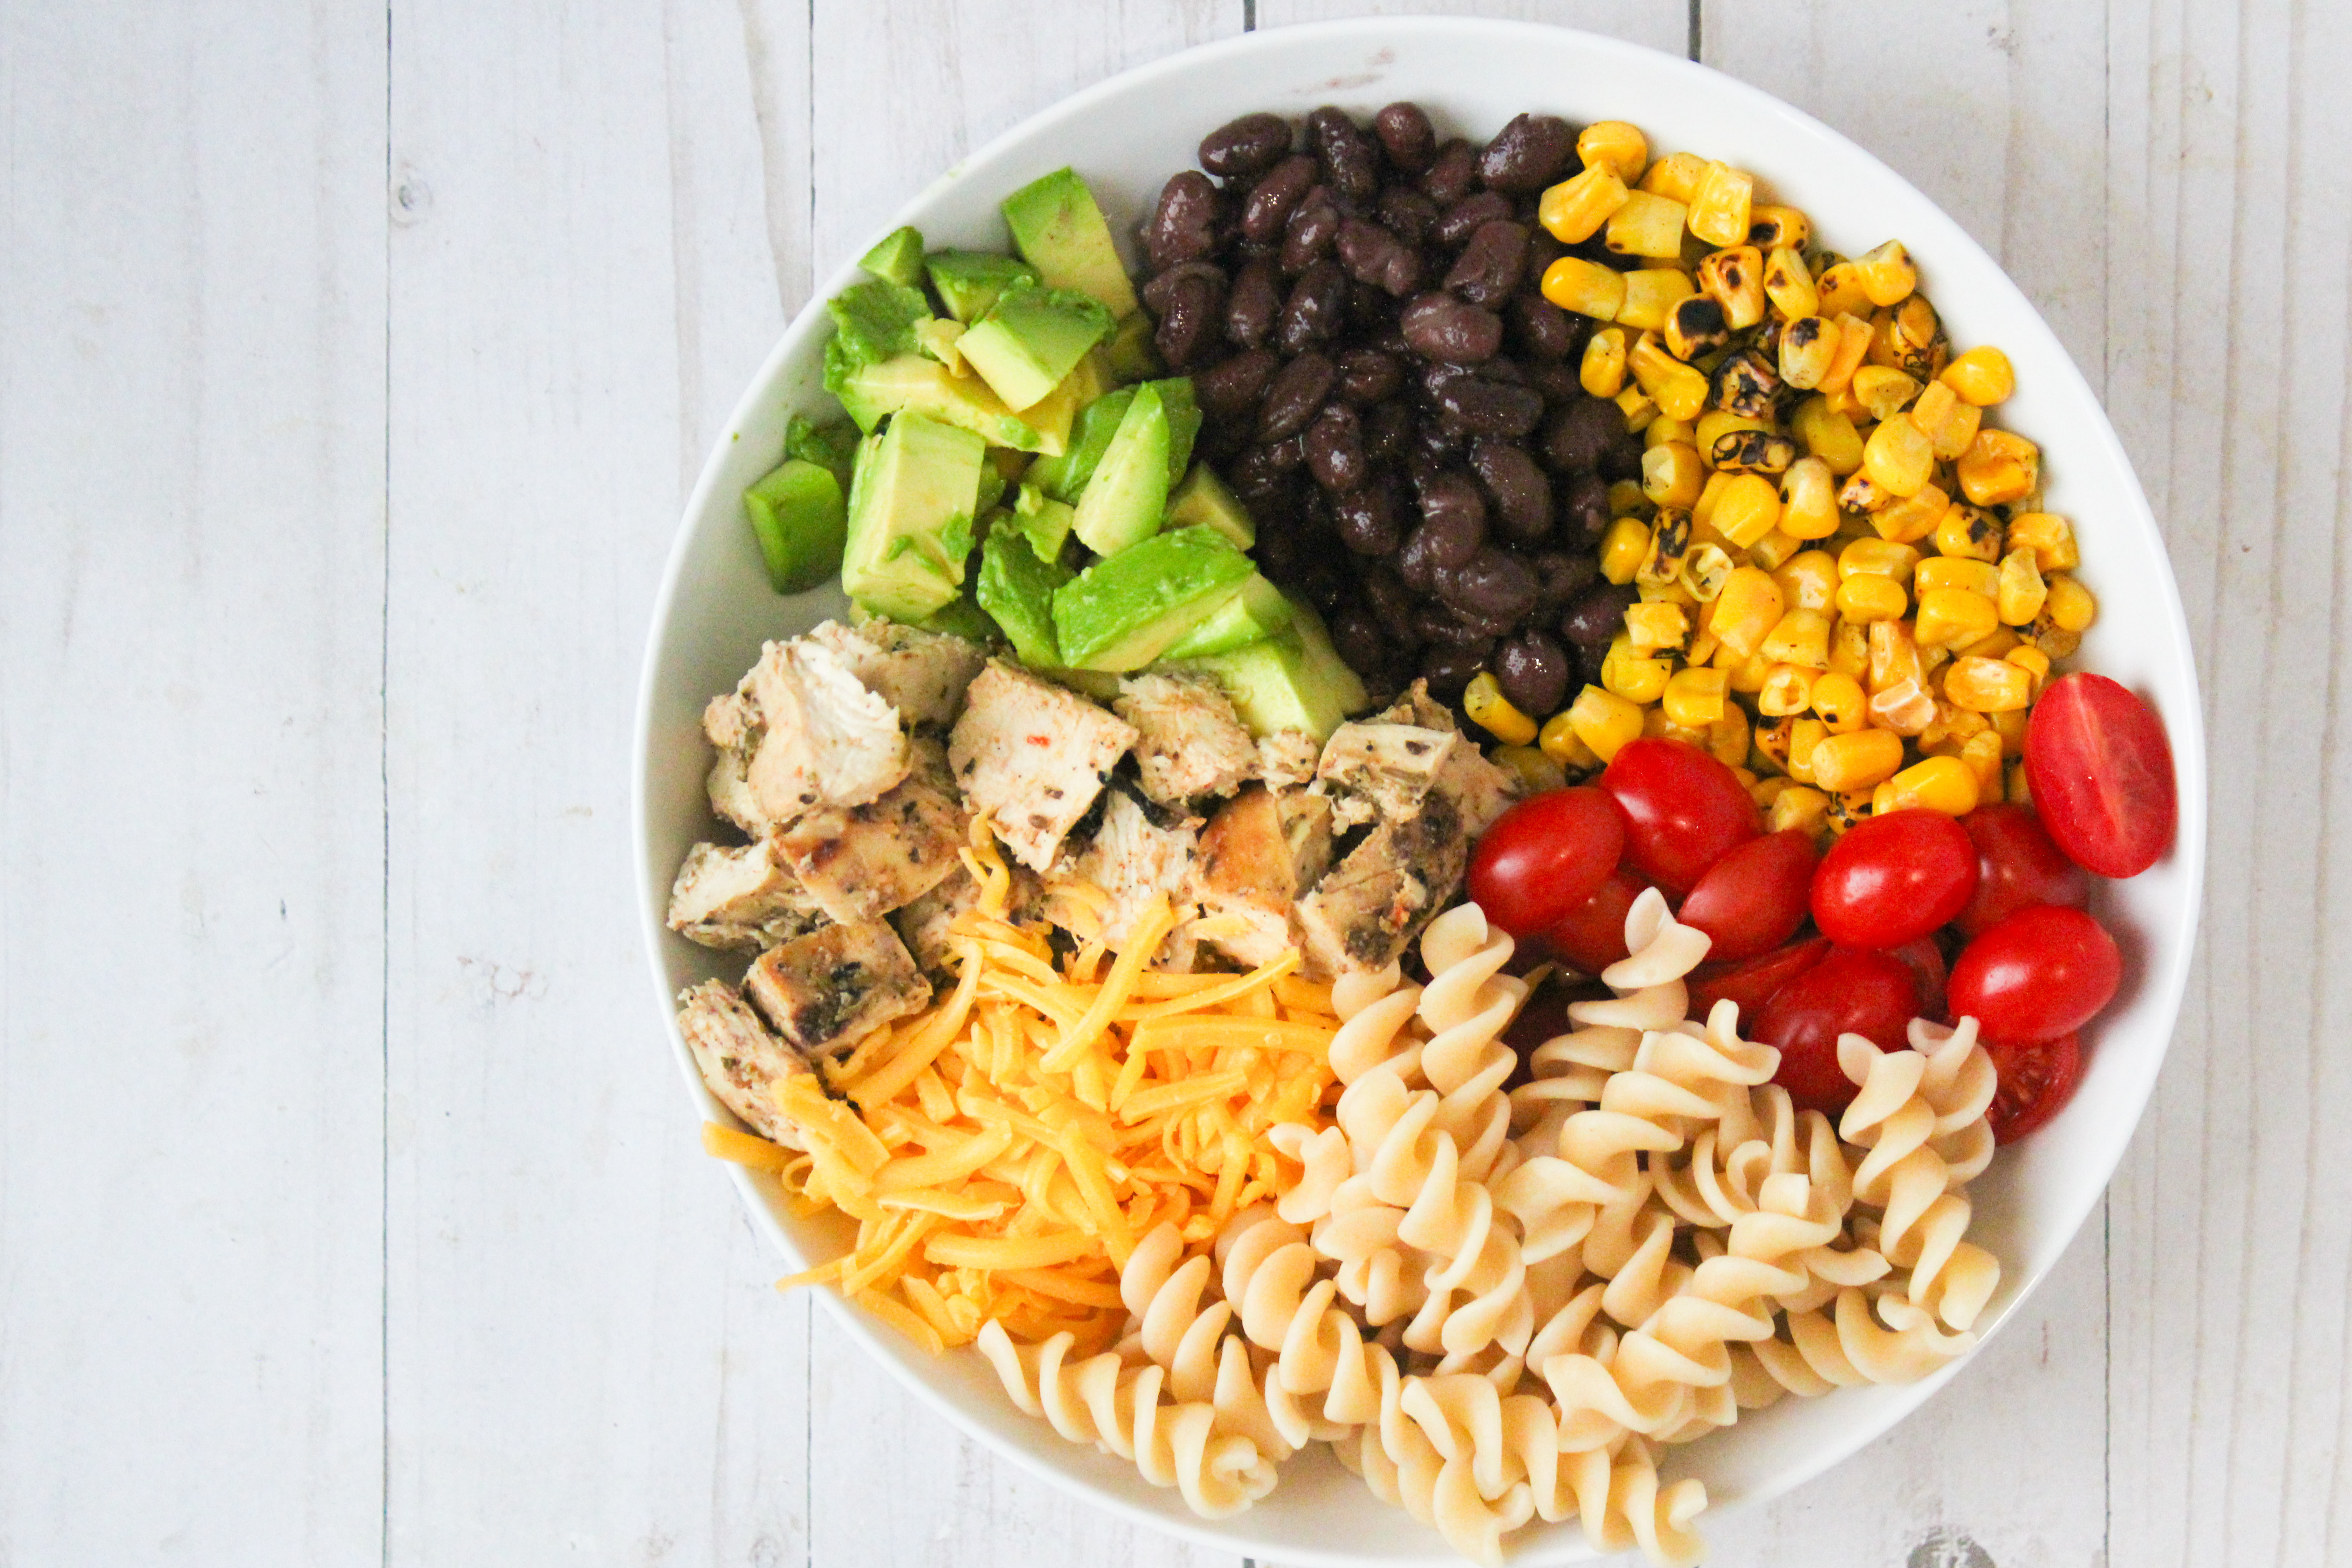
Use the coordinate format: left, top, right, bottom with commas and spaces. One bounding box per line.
703, 817, 1342, 1356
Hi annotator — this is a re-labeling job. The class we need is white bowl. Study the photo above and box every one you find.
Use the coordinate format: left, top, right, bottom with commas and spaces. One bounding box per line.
633, 19, 2206, 1563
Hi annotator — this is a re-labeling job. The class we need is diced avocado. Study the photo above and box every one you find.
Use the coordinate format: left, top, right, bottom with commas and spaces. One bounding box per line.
975, 455, 1007, 515
1152, 378, 1201, 486
1070, 383, 1172, 556
1052, 525, 1255, 672
914, 574, 999, 643
1166, 462, 1256, 549
1011, 482, 1075, 562
1010, 348, 1107, 462
1025, 386, 1133, 503
784, 414, 860, 490
977, 522, 1072, 668
859, 225, 928, 289
743, 458, 849, 595
1185, 597, 1370, 742
828, 354, 1063, 453
999, 167, 1141, 319
914, 317, 968, 372
827, 279, 933, 367
1159, 573, 1292, 659
925, 249, 1040, 324
956, 286, 1114, 412
1103, 309, 1163, 384
839, 413, 986, 623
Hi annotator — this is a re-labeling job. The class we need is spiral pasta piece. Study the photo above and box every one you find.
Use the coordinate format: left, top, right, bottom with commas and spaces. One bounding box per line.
1416, 904, 1527, 1184
1118, 1223, 1234, 1400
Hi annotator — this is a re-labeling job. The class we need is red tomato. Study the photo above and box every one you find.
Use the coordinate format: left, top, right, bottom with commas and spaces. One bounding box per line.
1688, 937, 1831, 1024
1984, 1031, 2084, 1142
1599, 737, 1762, 893
1948, 905, 2122, 1042
1957, 802, 2092, 938
2024, 673, 2179, 878
1886, 935, 1950, 1023
1541, 865, 1651, 975
1468, 787, 1628, 940
1677, 830, 1817, 961
1808, 809, 1980, 948
1752, 947, 1921, 1113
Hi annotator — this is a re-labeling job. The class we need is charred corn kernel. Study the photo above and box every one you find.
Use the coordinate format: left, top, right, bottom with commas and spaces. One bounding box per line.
1710, 473, 1782, 549
1918, 700, 1983, 754
1773, 550, 1838, 612
1868, 677, 1939, 735
1707, 566, 1785, 657
1851, 365, 1922, 421
2005, 643, 2052, 696
1639, 151, 1710, 203
1578, 120, 1650, 182
1778, 315, 1838, 389
1758, 663, 1818, 716
1724, 649, 1775, 694
1644, 705, 1707, 745
1568, 685, 1646, 763
1916, 557, 2001, 598
1464, 672, 1540, 744
1748, 527, 1802, 571
2045, 573, 2097, 632
1829, 619, 1870, 682
1786, 717, 1830, 784
1712, 425, 1799, 476
1598, 516, 1651, 584
1990, 704, 2029, 756
1664, 294, 1732, 360
1761, 246, 1818, 319
1996, 547, 2048, 625
1748, 205, 1810, 251
1491, 744, 1568, 793
1602, 634, 1673, 703
1645, 414, 1696, 450
1539, 710, 1603, 771
1607, 191, 1691, 259
1695, 245, 1767, 330
1752, 715, 1796, 771
1943, 654, 2033, 712
1935, 501, 2005, 562
1617, 268, 1697, 331
1866, 619, 1925, 693
1940, 345, 2015, 405
1623, 599, 1690, 650
1658, 365, 1709, 422
1873, 755, 1980, 817
1957, 429, 2040, 507
1608, 478, 1649, 515
1839, 536, 1921, 580
1538, 166, 1631, 244
1707, 703, 1751, 768
1961, 729, 2005, 795
1821, 312, 1875, 395
1792, 397, 1866, 475
1751, 774, 1792, 810
1692, 468, 1733, 529
1616, 385, 1659, 433
2025, 611, 2081, 660
1770, 784, 1832, 837
1760, 607, 1833, 669
1641, 442, 1706, 508
1637, 576, 1698, 609
1695, 408, 1766, 451
1542, 256, 1627, 320
1836, 573, 1909, 623
1872, 296, 1946, 380
1581, 326, 1629, 396
1810, 670, 1868, 731
1778, 456, 1842, 538
2006, 511, 2079, 571
1687, 163, 1755, 248
1853, 240, 1917, 306
1914, 586, 2001, 648
1870, 481, 1949, 546
1907, 379, 1974, 458
1816, 261, 1872, 319
1824, 789, 1874, 836
1681, 542, 1734, 601
1863, 414, 1937, 497
1954, 626, 2021, 662
1664, 666, 1730, 727
1710, 348, 1782, 420
1809, 727, 1905, 791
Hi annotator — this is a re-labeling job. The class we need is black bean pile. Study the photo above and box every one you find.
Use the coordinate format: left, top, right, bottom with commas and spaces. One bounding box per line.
1135, 103, 1647, 719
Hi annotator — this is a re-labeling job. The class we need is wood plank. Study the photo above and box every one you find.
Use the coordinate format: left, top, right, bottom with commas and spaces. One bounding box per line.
0, 4, 388, 1562
1256, 0, 1688, 55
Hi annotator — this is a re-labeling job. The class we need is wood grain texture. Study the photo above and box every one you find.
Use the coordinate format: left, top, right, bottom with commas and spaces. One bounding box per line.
1256, 0, 1688, 55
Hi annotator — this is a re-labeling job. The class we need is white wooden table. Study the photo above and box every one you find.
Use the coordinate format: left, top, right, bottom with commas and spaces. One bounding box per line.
2, 2, 2342, 1563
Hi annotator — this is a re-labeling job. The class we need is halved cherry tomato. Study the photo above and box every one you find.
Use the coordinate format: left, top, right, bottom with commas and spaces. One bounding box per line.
1468, 787, 1628, 940
1809, 808, 1979, 948
1599, 737, 1762, 894
1886, 935, 1950, 1024
1677, 830, 1817, 961
1688, 936, 1831, 1025
1957, 802, 2092, 938
1752, 947, 1921, 1113
1948, 905, 2121, 1042
1541, 865, 1651, 975
1985, 1031, 2084, 1142
2024, 673, 2178, 878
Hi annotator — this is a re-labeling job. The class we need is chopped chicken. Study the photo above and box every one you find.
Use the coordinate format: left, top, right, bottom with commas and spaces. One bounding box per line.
675, 979, 810, 1148
743, 919, 933, 1059
806, 618, 989, 729
1067, 787, 1200, 960
1256, 729, 1323, 790
1295, 790, 1472, 979
1314, 720, 1460, 828
1430, 733, 1521, 840
1191, 784, 1337, 968
949, 660, 1137, 873
1114, 672, 1259, 805
777, 737, 967, 923
891, 859, 1043, 973
667, 839, 824, 950
706, 749, 770, 837
720, 637, 909, 827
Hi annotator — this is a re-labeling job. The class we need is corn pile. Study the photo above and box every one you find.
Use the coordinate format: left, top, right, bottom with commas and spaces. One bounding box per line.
1463, 120, 2098, 837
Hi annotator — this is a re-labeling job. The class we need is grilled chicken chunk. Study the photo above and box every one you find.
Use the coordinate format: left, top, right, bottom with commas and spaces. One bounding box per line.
1114, 672, 1258, 805
676, 979, 810, 1148
806, 618, 989, 730
1191, 784, 1337, 968
743, 919, 932, 1059
1296, 790, 1470, 978
708, 637, 909, 828
1256, 729, 1323, 791
949, 660, 1137, 873
892, 859, 1045, 974
1314, 721, 1459, 828
1068, 787, 1200, 960
667, 839, 824, 950
777, 737, 967, 924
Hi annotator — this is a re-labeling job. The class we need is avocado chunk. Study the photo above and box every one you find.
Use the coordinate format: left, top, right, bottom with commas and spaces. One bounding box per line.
956, 286, 1114, 413
859, 225, 928, 289
1025, 386, 1133, 504
784, 414, 860, 490
743, 458, 849, 595
999, 167, 1140, 319
976, 522, 1073, 668
914, 317, 968, 372
925, 249, 1040, 324
914, 571, 999, 643
1103, 309, 1163, 384
1159, 573, 1291, 658
839, 412, 986, 623
1052, 525, 1256, 672
1153, 378, 1201, 486
1165, 462, 1256, 549
829, 354, 1063, 454
1011, 482, 1075, 562
1070, 383, 1172, 556
827, 279, 933, 367
1184, 597, 1369, 742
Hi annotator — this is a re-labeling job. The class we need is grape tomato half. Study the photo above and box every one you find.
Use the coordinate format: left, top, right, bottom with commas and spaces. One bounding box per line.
2024, 673, 2178, 879
1599, 737, 1763, 893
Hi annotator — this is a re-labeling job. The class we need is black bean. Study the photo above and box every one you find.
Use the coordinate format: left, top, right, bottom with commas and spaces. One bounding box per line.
1531, 549, 1598, 616
1422, 138, 1479, 206
1396, 526, 1444, 594
1376, 185, 1440, 247
1299, 559, 1351, 615
1412, 416, 1465, 464
1470, 439, 1551, 543
1140, 260, 1225, 316
1336, 217, 1421, 297
1435, 375, 1544, 438
1257, 352, 1337, 442
1558, 470, 1611, 543
1509, 290, 1582, 361
1347, 279, 1395, 332
1419, 643, 1487, 699
1149, 269, 1225, 371
1307, 106, 1381, 203
1194, 347, 1279, 421
1432, 191, 1514, 250
1526, 359, 1584, 404
1305, 403, 1368, 493
1279, 187, 1342, 274
1413, 470, 1487, 565
1494, 631, 1573, 716
1333, 346, 1404, 406
1560, 579, 1639, 649
1200, 112, 1294, 178
1401, 293, 1503, 363
1540, 394, 1627, 472
1224, 257, 1281, 349
1143, 172, 1224, 270
1257, 434, 1306, 474
1362, 565, 1422, 641
1333, 473, 1403, 551
1328, 602, 1390, 674
1227, 442, 1295, 506
1276, 260, 1348, 352
1477, 113, 1575, 193
1241, 156, 1318, 243
1524, 226, 1566, 279
1443, 220, 1530, 308
1441, 546, 1540, 623
1363, 399, 1414, 462
1600, 429, 1646, 481
1374, 102, 1437, 172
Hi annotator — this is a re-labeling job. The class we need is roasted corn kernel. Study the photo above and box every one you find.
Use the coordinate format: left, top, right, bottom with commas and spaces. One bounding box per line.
1568, 684, 1645, 762
1624, 599, 1692, 651
1708, 473, 1782, 548
1543, 256, 1627, 321
1770, 784, 1832, 837
1940, 345, 2015, 405
1761, 246, 1818, 319
1602, 633, 1674, 703
1954, 626, 2021, 662
1773, 550, 1838, 613
1597, 516, 1651, 585
1935, 502, 2005, 562
1758, 663, 1817, 716
2025, 612, 2081, 660
1696, 245, 1767, 330
1821, 312, 1874, 395
1815, 261, 1872, 319
1708, 349, 1781, 420
1908, 379, 1979, 459
1863, 413, 1937, 497
1706, 566, 1785, 658
1809, 727, 1906, 791
1645, 414, 1696, 451
1642, 442, 1706, 508
1836, 573, 1908, 623
1644, 705, 1706, 745
1851, 365, 1922, 421
1640, 151, 1710, 203
1944, 654, 2033, 712
1760, 608, 1833, 669
1723, 648, 1775, 694
1616, 385, 1659, 433
1853, 240, 1918, 306
1810, 670, 1867, 731
1866, 618, 1925, 693
2005, 643, 2052, 697
1957, 429, 2040, 507
2006, 511, 2079, 571
1681, 543, 1735, 602
1748, 205, 1810, 252
1664, 294, 1734, 361
1825, 789, 1874, 836
1607, 191, 1691, 259
1687, 164, 1754, 248
1868, 677, 1939, 735
1779, 315, 1838, 390
1707, 702, 1751, 768
1465, 672, 1540, 744
1747, 527, 1802, 571
1872, 755, 1980, 817
1791, 398, 1866, 475
1617, 268, 1696, 331
1489, 743, 1568, 793
1539, 166, 1631, 244
1870, 482, 1949, 545
1538, 709, 1603, 772
1839, 537, 1920, 580
2044, 573, 2097, 633
1581, 326, 1629, 397
1786, 717, 1830, 784
1664, 666, 1731, 727
1777, 456, 1841, 539
1577, 120, 1649, 182
1996, 548, 2048, 625
1916, 557, 2001, 598
1915, 587, 2001, 648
